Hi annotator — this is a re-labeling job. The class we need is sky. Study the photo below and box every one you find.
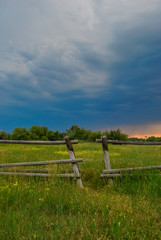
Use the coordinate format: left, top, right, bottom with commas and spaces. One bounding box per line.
0, 0, 161, 137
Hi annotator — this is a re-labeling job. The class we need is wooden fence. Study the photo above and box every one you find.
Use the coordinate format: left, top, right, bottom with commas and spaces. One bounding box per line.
0, 136, 83, 187
96, 136, 161, 184
1, 136, 161, 187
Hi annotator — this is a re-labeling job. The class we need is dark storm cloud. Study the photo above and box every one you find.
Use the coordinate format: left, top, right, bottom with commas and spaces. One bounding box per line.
0, 0, 161, 132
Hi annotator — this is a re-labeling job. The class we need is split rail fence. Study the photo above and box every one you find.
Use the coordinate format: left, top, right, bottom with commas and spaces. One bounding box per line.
96, 136, 161, 184
0, 136, 83, 187
1, 136, 161, 187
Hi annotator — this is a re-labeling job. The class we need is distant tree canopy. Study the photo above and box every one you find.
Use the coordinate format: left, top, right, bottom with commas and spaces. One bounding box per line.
0, 124, 160, 142
12, 127, 29, 140
0, 131, 11, 140
128, 136, 161, 142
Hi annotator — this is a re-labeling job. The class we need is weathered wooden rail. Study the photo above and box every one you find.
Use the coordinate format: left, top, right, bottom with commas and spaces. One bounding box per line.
96, 139, 161, 145
0, 140, 78, 145
96, 137, 161, 183
0, 136, 83, 187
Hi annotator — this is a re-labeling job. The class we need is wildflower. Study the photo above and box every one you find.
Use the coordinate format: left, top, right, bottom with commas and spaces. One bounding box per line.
13, 181, 18, 187
39, 198, 44, 201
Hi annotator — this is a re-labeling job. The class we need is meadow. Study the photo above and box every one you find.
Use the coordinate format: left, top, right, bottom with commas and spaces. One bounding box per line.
0, 142, 161, 240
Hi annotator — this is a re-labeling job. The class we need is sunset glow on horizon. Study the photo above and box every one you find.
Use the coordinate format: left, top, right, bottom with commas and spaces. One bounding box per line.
128, 134, 161, 139
120, 122, 161, 138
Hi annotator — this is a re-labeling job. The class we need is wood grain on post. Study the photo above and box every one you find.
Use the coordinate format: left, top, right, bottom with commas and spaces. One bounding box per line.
101, 136, 111, 170
65, 136, 83, 187
101, 136, 113, 185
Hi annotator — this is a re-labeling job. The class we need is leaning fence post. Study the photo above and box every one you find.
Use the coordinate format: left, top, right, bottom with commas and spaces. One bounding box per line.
64, 136, 83, 188
101, 136, 113, 185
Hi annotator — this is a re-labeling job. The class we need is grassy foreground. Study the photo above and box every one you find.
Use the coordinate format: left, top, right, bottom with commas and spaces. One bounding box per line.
0, 143, 161, 240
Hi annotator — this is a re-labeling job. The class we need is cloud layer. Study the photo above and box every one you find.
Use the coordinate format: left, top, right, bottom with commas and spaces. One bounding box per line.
0, 0, 161, 133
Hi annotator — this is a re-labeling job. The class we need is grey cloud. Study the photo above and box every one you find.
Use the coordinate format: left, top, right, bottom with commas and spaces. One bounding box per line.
0, 0, 161, 129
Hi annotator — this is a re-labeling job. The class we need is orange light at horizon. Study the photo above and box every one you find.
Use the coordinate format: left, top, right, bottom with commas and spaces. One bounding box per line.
120, 122, 161, 139
103, 122, 161, 139
128, 134, 161, 139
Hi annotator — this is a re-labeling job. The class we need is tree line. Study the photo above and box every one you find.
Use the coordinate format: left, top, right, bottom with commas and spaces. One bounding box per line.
128, 136, 161, 142
0, 125, 128, 142
0, 125, 160, 142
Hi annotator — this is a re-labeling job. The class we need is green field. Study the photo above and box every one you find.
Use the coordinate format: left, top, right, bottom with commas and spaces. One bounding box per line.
0, 143, 161, 240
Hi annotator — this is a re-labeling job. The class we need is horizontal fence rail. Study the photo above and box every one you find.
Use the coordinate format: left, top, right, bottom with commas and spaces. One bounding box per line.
0, 172, 76, 178
0, 169, 54, 173
101, 173, 161, 178
96, 139, 161, 145
0, 159, 83, 168
0, 140, 78, 145
103, 165, 161, 174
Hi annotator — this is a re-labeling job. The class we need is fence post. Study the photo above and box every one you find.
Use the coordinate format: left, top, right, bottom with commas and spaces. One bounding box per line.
101, 136, 113, 185
64, 136, 83, 188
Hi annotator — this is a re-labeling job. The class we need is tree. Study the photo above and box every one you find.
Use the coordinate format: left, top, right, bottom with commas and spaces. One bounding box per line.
0, 131, 11, 140
28, 125, 48, 140
11, 127, 29, 140
66, 125, 81, 139
88, 131, 101, 142
47, 130, 60, 141
146, 136, 161, 142
103, 129, 128, 141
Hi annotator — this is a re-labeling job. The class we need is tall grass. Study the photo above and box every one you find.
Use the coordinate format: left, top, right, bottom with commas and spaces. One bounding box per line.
0, 143, 160, 239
